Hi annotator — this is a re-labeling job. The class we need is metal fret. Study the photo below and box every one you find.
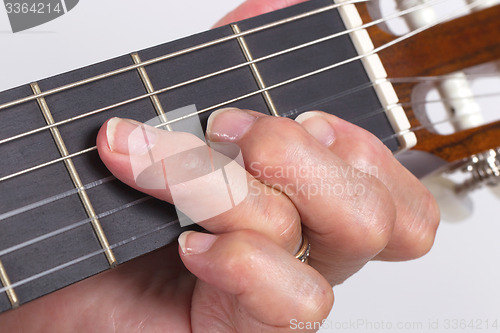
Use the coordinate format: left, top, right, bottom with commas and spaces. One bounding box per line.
131, 53, 172, 131
0, 260, 19, 308
231, 24, 279, 117
30, 83, 117, 267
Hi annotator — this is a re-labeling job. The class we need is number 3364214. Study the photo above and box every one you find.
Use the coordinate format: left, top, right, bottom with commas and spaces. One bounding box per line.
5, 2, 62, 14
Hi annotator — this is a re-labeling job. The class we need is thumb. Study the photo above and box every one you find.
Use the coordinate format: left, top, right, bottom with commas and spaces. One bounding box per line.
179, 229, 334, 332
214, 0, 308, 27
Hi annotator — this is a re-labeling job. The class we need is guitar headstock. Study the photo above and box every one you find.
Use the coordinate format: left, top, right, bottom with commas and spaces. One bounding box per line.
355, 0, 500, 219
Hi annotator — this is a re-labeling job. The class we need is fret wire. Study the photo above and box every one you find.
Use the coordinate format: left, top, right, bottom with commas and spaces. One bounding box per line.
0, 0, 367, 113
131, 53, 173, 131
0, 0, 479, 184
0, 0, 446, 147
30, 83, 117, 267
231, 23, 280, 117
0, 260, 19, 308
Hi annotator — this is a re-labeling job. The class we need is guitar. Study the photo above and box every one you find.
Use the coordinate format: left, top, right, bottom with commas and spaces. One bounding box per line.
0, 0, 499, 317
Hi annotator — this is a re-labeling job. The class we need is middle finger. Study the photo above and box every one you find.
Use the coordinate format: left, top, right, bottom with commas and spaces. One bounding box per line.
207, 108, 397, 284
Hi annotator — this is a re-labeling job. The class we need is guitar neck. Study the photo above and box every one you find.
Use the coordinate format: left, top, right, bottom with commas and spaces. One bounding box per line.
0, 0, 406, 313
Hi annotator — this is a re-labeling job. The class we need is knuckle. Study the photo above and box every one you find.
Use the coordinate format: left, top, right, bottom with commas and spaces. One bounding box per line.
379, 186, 441, 261
218, 230, 264, 270
256, 193, 302, 252
341, 177, 396, 257
300, 285, 335, 323
404, 188, 441, 259
349, 140, 392, 177
246, 117, 311, 179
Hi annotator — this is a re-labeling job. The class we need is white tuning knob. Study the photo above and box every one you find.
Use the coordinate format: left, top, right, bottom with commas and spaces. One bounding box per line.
421, 175, 473, 222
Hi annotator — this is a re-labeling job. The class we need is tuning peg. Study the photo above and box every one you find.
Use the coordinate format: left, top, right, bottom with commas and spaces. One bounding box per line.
421, 175, 473, 222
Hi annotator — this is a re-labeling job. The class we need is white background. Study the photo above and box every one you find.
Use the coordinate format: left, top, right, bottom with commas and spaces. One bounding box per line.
0, 1, 499, 332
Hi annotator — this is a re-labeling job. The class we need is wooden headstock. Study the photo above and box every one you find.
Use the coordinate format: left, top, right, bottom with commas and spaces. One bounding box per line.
357, 3, 500, 163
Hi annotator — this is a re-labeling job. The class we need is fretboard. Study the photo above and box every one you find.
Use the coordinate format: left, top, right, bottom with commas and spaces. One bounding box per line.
0, 0, 403, 313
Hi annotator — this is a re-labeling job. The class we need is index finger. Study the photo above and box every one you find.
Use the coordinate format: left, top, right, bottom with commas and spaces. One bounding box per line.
96, 117, 303, 254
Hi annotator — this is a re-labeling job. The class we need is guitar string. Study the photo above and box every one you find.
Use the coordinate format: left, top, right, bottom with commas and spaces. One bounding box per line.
0, 0, 367, 113
280, 74, 500, 118
0, 217, 180, 295
0, 197, 151, 258
0, 0, 481, 183
0, 100, 495, 260
3, 76, 498, 184
148, 0, 486, 129
0, 176, 115, 221
0, 0, 494, 292
286, 89, 500, 121
0, 0, 445, 147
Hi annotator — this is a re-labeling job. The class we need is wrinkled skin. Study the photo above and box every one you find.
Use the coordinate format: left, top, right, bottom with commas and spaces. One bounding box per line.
0, 1, 440, 332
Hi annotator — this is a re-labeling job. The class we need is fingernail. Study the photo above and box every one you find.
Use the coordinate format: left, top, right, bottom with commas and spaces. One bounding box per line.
295, 112, 336, 147
106, 117, 157, 155
206, 108, 257, 142
178, 231, 218, 255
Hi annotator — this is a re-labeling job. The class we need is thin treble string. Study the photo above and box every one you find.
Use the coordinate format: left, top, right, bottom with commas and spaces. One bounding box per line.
0, 0, 476, 183
389, 73, 500, 83
0, 176, 115, 221
1, 95, 497, 261
0, 146, 97, 182
0, 197, 151, 258
284, 82, 500, 120
380, 109, 483, 144
0, 0, 367, 113
0, 0, 446, 147
348, 90, 500, 134
0, 217, 180, 295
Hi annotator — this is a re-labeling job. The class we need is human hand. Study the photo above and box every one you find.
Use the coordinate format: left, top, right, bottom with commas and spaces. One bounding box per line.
0, 1, 439, 332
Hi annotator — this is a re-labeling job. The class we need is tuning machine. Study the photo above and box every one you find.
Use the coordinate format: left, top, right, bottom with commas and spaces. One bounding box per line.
422, 147, 500, 221
454, 147, 500, 193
